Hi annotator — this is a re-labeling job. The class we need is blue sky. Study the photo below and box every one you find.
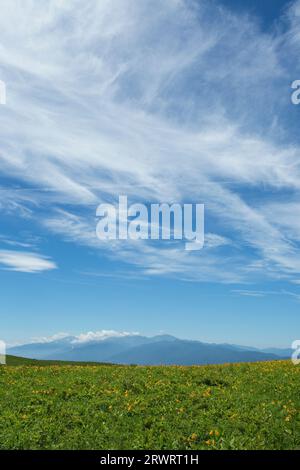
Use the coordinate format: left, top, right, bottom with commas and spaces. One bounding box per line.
1, 0, 300, 347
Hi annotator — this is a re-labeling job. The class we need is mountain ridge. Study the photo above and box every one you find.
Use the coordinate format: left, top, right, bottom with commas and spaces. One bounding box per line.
7, 333, 290, 365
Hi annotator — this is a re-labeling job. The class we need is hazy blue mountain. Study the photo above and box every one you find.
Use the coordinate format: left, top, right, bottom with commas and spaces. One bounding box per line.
7, 334, 285, 365
8, 335, 171, 361
109, 339, 279, 365
43, 336, 156, 362
261, 347, 291, 358
221, 343, 291, 359
8, 336, 76, 360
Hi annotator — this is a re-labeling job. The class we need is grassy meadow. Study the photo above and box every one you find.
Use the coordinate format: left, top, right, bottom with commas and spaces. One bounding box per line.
0, 358, 299, 450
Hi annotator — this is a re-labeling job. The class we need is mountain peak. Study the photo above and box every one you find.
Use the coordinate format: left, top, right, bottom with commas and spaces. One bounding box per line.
7, 332, 289, 365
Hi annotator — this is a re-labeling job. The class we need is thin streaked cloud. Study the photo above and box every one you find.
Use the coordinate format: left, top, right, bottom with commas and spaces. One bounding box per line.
0, 249, 57, 273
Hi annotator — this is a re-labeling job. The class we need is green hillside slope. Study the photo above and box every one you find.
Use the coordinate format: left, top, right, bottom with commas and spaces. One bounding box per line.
0, 360, 299, 450
5, 355, 113, 366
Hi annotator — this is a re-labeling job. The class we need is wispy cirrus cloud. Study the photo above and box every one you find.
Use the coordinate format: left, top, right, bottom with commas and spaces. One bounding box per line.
1, 0, 300, 283
233, 289, 300, 301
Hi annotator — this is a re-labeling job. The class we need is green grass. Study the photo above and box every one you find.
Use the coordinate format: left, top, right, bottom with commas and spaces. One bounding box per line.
0, 360, 299, 450
5, 355, 113, 367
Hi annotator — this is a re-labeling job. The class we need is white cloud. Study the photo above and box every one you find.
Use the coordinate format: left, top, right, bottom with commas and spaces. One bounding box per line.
232, 290, 266, 298
233, 289, 300, 301
0, 235, 34, 248
1, 0, 300, 282
14, 330, 140, 346
205, 233, 231, 249
27, 332, 70, 344
72, 330, 140, 344
0, 250, 57, 273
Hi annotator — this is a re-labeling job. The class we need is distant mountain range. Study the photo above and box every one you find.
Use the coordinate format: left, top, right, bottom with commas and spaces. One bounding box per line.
7, 334, 291, 366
